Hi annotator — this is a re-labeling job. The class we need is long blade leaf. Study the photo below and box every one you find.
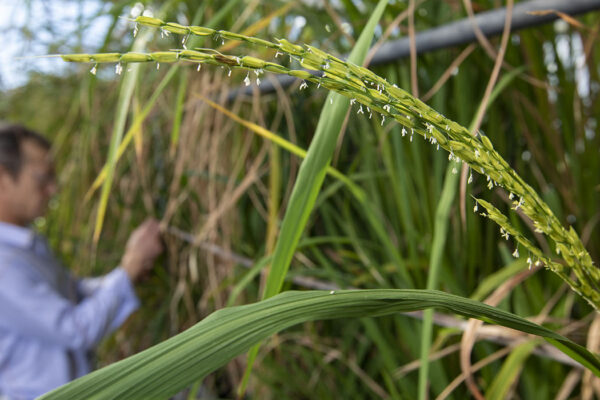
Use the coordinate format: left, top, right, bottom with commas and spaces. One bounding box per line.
40, 289, 600, 400
240, 1, 389, 392
262, 0, 389, 301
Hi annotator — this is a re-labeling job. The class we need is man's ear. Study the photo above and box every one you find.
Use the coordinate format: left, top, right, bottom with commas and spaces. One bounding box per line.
0, 166, 16, 192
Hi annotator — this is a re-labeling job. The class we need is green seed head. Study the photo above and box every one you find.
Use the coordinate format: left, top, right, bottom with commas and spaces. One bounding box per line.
135, 16, 164, 28
164, 22, 190, 35
218, 31, 248, 42
299, 52, 325, 71
480, 134, 494, 151
92, 53, 122, 62
288, 70, 314, 80
120, 52, 153, 63
263, 62, 290, 74
428, 127, 448, 147
240, 56, 266, 69
276, 39, 304, 55
61, 54, 93, 62
151, 51, 179, 63
245, 37, 278, 49
189, 26, 216, 36
179, 50, 214, 62
367, 87, 388, 103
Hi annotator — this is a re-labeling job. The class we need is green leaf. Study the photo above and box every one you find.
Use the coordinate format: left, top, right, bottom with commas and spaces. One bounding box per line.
261, 0, 390, 301
239, 0, 390, 394
40, 290, 600, 400
418, 166, 459, 400
485, 340, 538, 400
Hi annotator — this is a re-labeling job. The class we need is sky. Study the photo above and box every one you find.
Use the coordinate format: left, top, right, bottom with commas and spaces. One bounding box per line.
0, 0, 114, 90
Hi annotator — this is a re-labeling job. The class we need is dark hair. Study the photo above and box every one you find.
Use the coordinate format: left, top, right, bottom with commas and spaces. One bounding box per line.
0, 124, 51, 178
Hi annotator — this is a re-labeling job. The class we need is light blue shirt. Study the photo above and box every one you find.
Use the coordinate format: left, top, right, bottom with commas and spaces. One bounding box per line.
0, 222, 139, 399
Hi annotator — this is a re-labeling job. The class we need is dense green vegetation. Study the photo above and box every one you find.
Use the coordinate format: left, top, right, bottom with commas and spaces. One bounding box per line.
2, 0, 600, 398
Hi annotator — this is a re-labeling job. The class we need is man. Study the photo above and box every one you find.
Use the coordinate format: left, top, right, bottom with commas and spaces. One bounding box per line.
0, 125, 164, 399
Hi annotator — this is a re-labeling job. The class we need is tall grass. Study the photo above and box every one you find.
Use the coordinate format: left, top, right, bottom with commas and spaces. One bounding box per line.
3, 1, 599, 397
62, 16, 599, 310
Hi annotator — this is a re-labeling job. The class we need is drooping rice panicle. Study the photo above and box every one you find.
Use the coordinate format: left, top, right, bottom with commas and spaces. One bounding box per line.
61, 17, 600, 309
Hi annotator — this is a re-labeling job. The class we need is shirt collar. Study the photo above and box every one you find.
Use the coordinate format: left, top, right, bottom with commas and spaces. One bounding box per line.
0, 221, 36, 249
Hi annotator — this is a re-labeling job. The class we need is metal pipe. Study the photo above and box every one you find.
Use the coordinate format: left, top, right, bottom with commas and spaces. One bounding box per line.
371, 0, 600, 64
228, 0, 600, 100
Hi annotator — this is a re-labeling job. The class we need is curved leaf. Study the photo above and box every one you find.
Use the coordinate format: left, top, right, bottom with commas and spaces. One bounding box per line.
41, 289, 600, 399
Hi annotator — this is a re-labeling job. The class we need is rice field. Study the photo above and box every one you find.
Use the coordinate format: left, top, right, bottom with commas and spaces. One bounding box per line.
2, 0, 600, 398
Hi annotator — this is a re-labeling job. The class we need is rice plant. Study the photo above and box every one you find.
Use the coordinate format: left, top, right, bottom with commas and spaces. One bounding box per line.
4, 1, 600, 398
62, 15, 600, 310
38, 290, 600, 399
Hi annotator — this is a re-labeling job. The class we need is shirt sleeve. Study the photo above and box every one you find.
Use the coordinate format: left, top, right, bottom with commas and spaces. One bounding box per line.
76, 269, 140, 332
0, 259, 140, 350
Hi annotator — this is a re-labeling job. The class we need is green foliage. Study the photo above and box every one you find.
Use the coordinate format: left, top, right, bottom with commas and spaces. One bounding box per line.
62, 15, 599, 309
2, 1, 599, 398
40, 290, 600, 399
242, 2, 388, 393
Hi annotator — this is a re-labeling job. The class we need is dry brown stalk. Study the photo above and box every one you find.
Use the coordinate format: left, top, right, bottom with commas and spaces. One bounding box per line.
555, 369, 583, 400
421, 44, 477, 102
460, 256, 535, 400
582, 314, 600, 399
408, 0, 419, 97
364, 0, 426, 66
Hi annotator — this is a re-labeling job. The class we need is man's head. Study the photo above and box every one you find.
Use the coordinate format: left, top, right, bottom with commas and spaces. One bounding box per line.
0, 124, 56, 227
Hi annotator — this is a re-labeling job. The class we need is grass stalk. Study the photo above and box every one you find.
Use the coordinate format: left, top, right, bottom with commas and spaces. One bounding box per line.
239, 2, 389, 394
418, 166, 459, 400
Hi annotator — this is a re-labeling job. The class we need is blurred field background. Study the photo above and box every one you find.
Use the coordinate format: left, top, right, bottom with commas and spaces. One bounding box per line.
1, 0, 600, 398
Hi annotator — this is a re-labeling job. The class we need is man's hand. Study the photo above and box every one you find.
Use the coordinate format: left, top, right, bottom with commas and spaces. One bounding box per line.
121, 219, 164, 283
